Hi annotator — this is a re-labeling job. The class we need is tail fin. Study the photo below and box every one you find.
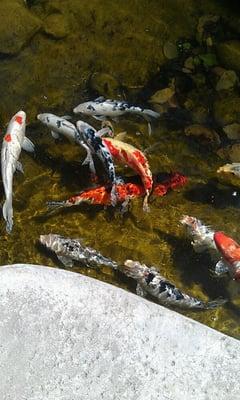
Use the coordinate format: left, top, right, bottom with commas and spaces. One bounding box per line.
204, 298, 227, 310
2, 197, 13, 234
142, 109, 160, 120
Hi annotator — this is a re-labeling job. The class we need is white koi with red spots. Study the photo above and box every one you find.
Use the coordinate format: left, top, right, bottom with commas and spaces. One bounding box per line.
102, 137, 153, 211
1, 111, 34, 233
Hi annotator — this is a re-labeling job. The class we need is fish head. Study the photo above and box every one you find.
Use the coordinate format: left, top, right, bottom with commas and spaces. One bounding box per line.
39, 234, 61, 250
214, 232, 240, 265
73, 102, 95, 115
13, 110, 26, 126
37, 113, 52, 126
122, 259, 150, 280
76, 121, 96, 142
180, 215, 199, 232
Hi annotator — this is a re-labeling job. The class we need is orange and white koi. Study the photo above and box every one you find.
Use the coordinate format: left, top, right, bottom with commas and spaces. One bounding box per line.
47, 173, 187, 209
1, 111, 35, 233
102, 137, 153, 211
214, 232, 240, 281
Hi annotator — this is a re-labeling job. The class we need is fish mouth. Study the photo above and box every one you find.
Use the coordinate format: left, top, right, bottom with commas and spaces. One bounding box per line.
73, 106, 82, 114
121, 259, 143, 278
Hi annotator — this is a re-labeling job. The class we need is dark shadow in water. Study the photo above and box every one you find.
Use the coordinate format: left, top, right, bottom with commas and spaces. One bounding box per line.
184, 180, 240, 209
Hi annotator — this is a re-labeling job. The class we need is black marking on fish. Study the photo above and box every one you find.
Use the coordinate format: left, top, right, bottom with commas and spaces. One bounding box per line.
56, 120, 62, 128
87, 105, 95, 111
145, 272, 155, 285
46, 117, 50, 123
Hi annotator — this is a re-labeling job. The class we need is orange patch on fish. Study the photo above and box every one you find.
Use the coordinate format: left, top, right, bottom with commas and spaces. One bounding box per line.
4, 133, 12, 142
15, 116, 23, 125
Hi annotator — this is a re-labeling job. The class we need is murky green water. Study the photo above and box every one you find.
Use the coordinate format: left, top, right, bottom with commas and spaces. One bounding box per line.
1, 0, 240, 339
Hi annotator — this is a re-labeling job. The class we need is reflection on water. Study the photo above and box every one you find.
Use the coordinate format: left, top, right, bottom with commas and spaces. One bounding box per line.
0, 0, 240, 339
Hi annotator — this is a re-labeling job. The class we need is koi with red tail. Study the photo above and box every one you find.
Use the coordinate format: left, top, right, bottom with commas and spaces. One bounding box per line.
47, 173, 187, 209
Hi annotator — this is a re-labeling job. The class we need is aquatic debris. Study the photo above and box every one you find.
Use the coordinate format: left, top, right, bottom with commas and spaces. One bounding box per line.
47, 173, 187, 209
1, 110, 35, 233
121, 260, 226, 310
39, 234, 119, 269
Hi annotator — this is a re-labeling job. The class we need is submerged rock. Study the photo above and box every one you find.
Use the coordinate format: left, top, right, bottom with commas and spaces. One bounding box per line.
213, 97, 240, 126
89, 72, 122, 98
223, 123, 240, 140
185, 124, 220, 147
217, 41, 240, 72
150, 87, 175, 105
43, 13, 69, 39
215, 70, 239, 91
0, 1, 41, 55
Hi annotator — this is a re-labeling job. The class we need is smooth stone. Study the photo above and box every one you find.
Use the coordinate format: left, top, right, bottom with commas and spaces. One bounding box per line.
223, 123, 240, 140
216, 70, 239, 91
217, 40, 240, 72
0, 1, 41, 55
43, 13, 69, 39
0, 264, 239, 400
213, 96, 240, 126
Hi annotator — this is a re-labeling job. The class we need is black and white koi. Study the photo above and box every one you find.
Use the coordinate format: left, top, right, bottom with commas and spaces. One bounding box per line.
122, 260, 226, 310
73, 96, 160, 134
37, 113, 96, 174
39, 233, 119, 269
76, 120, 119, 206
1, 110, 35, 233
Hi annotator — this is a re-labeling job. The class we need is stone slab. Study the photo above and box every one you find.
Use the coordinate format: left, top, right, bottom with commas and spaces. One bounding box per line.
0, 264, 239, 400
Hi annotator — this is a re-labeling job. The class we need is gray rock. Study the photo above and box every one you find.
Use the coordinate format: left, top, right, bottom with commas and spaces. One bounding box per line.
0, 1, 41, 55
0, 264, 239, 400
223, 123, 240, 140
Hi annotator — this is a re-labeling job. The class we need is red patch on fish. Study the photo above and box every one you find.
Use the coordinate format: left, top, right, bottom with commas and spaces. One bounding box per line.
4, 133, 12, 142
15, 116, 23, 125
103, 138, 120, 158
132, 150, 147, 165
214, 232, 240, 264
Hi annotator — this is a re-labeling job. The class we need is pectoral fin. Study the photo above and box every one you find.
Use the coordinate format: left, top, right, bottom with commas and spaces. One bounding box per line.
94, 96, 105, 102
22, 136, 35, 152
136, 283, 147, 298
114, 131, 127, 141
215, 259, 229, 276
57, 255, 74, 268
16, 161, 24, 174
51, 130, 60, 139
92, 115, 106, 121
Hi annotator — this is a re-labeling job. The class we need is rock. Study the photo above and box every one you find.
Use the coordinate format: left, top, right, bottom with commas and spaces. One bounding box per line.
213, 97, 240, 126
217, 163, 240, 188
185, 124, 221, 146
217, 41, 240, 72
0, 1, 41, 55
149, 87, 175, 105
227, 143, 240, 162
0, 264, 240, 400
196, 14, 220, 44
163, 41, 178, 59
216, 70, 238, 91
223, 123, 240, 140
89, 72, 122, 98
43, 13, 69, 39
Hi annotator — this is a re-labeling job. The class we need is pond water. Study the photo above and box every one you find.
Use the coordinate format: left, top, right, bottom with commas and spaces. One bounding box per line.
1, 0, 240, 339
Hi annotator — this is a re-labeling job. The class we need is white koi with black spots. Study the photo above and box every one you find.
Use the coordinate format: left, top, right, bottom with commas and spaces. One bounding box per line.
180, 215, 217, 254
76, 120, 119, 206
37, 113, 97, 174
40, 233, 119, 269
1, 110, 35, 233
122, 260, 226, 310
73, 96, 160, 134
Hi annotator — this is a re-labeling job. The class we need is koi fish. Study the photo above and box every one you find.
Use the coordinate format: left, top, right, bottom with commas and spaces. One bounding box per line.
39, 233, 118, 269
37, 113, 97, 175
76, 120, 119, 206
73, 96, 160, 134
1, 110, 35, 233
103, 137, 153, 211
214, 232, 240, 281
180, 216, 236, 278
47, 173, 187, 210
122, 260, 226, 310
180, 215, 217, 254
217, 163, 240, 178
